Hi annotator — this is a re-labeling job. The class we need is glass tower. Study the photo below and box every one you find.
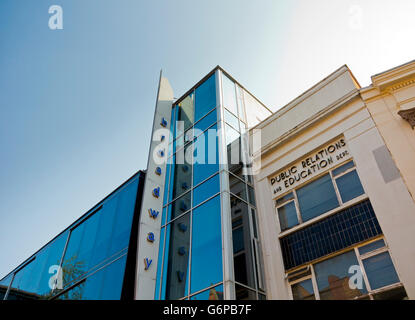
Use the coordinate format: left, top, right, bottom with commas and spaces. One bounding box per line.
154, 67, 272, 300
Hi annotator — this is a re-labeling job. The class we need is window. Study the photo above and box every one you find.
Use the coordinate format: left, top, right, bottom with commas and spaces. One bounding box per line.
275, 160, 366, 232
222, 74, 238, 116
290, 237, 405, 300
161, 213, 190, 300
297, 174, 339, 222
193, 125, 219, 186
195, 73, 216, 123
191, 196, 222, 294
192, 174, 220, 207
175, 92, 194, 134
190, 285, 224, 300
291, 279, 315, 300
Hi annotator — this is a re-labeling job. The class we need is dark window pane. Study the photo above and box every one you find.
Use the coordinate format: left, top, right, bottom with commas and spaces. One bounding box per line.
222, 74, 238, 116
229, 173, 247, 201
297, 174, 339, 222
167, 191, 191, 222
278, 201, 299, 231
194, 109, 217, 134
190, 285, 224, 300
193, 174, 220, 207
332, 161, 355, 177
191, 196, 222, 293
169, 145, 193, 200
154, 227, 165, 300
247, 185, 256, 207
161, 214, 190, 299
280, 200, 382, 270
336, 170, 365, 203
292, 279, 315, 300
314, 251, 367, 300
235, 284, 257, 300
195, 73, 216, 122
358, 239, 386, 256
193, 125, 219, 186
276, 192, 294, 206
363, 252, 400, 290
372, 286, 407, 300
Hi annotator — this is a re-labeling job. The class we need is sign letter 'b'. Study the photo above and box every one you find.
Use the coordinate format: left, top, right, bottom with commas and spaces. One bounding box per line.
48, 5, 63, 30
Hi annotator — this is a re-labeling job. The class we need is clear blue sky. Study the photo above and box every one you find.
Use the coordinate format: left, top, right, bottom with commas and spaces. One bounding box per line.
1, 0, 414, 278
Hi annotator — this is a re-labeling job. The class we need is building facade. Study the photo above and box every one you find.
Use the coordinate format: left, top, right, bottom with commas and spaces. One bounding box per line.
0, 171, 145, 300
251, 64, 415, 300
1, 61, 415, 301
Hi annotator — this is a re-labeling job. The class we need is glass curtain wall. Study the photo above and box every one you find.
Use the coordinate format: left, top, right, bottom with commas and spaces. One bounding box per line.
0, 173, 142, 300
156, 69, 267, 300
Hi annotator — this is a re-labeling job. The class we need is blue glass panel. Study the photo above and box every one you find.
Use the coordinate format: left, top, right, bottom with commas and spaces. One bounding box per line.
154, 227, 166, 300
276, 192, 294, 206
336, 170, 365, 203
193, 124, 219, 186
278, 201, 299, 231
194, 109, 217, 134
57, 255, 127, 300
161, 214, 190, 299
191, 196, 222, 294
363, 252, 400, 290
109, 178, 138, 255
297, 174, 339, 222
163, 160, 172, 205
193, 174, 220, 207
358, 239, 386, 256
195, 73, 216, 122
190, 284, 224, 300
232, 226, 244, 253
314, 250, 367, 300
222, 74, 238, 116
332, 160, 355, 177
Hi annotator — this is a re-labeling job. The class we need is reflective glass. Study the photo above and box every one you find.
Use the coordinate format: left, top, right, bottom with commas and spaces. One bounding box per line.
195, 73, 216, 122
336, 170, 365, 203
170, 144, 193, 200
358, 239, 386, 256
243, 89, 271, 129
236, 85, 246, 123
247, 185, 256, 207
191, 196, 222, 293
276, 192, 294, 206
193, 125, 219, 186
190, 285, 224, 300
155, 227, 166, 300
226, 124, 241, 169
57, 255, 127, 300
176, 92, 194, 134
167, 191, 191, 222
332, 160, 355, 177
222, 74, 238, 116
162, 214, 190, 299
0, 274, 12, 300
224, 108, 240, 131
292, 279, 315, 300
230, 195, 256, 288
235, 284, 257, 300
229, 173, 247, 201
363, 252, 400, 290
194, 109, 217, 134
62, 178, 138, 287
314, 250, 367, 300
372, 286, 407, 300
193, 174, 220, 207
277, 201, 299, 231
297, 174, 339, 222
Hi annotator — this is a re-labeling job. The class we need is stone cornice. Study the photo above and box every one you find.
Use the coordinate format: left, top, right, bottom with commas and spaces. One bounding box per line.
398, 107, 415, 129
